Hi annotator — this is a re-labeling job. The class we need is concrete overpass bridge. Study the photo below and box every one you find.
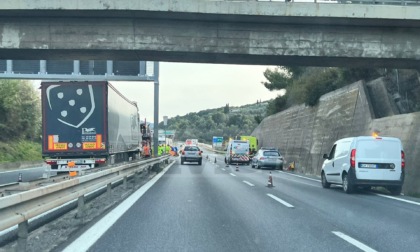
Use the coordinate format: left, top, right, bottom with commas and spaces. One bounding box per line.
0, 0, 419, 68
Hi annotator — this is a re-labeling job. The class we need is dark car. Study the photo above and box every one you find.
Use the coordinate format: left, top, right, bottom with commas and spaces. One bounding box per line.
181, 146, 203, 165
251, 148, 284, 170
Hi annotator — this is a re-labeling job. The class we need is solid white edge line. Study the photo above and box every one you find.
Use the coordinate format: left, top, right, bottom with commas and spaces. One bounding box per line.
375, 193, 420, 206
266, 193, 294, 208
332, 231, 377, 252
229, 173, 236, 177
242, 180, 255, 187
62, 161, 175, 252
278, 171, 420, 207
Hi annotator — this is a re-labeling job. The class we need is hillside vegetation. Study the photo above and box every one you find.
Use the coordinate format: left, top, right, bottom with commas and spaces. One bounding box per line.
262, 67, 382, 115
263, 67, 420, 116
0, 80, 42, 163
160, 102, 268, 143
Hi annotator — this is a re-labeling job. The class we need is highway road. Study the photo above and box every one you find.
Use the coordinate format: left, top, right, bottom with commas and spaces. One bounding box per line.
63, 152, 420, 252
0, 166, 51, 185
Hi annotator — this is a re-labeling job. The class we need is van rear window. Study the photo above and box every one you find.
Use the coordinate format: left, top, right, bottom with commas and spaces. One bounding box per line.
263, 151, 279, 157
357, 140, 401, 159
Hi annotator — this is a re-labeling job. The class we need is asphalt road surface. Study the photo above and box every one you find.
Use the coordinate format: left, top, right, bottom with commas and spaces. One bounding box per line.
0, 166, 51, 185
65, 153, 420, 252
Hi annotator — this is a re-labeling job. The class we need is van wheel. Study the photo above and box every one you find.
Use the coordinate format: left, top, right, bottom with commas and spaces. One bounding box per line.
343, 173, 354, 194
321, 172, 330, 189
388, 186, 402, 195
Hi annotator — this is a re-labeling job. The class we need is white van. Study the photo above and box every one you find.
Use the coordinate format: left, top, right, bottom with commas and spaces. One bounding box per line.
225, 140, 250, 165
321, 136, 405, 195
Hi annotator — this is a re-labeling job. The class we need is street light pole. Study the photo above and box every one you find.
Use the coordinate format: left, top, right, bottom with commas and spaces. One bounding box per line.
163, 116, 168, 154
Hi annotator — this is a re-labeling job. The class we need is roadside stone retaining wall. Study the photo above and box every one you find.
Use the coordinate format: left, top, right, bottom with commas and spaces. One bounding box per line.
252, 79, 420, 195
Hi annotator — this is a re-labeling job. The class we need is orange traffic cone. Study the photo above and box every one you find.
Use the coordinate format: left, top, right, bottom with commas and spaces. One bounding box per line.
267, 172, 273, 187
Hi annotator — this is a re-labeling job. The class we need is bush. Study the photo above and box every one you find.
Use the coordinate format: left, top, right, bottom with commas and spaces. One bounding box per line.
0, 140, 42, 163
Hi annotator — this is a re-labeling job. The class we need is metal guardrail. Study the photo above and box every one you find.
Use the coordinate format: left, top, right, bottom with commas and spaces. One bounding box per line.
0, 156, 169, 248
198, 143, 225, 154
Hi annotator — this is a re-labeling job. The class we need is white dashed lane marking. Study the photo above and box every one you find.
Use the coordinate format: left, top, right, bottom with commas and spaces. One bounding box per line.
332, 231, 377, 252
266, 194, 294, 208
242, 181, 255, 187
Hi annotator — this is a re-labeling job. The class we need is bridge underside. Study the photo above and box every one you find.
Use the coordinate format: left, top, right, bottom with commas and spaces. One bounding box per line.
0, 49, 418, 69
0, 7, 419, 68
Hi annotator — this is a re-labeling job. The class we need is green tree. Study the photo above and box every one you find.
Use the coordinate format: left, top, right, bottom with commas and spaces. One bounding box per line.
212, 112, 225, 126
266, 95, 288, 116
0, 80, 41, 141
262, 66, 383, 115
224, 103, 230, 114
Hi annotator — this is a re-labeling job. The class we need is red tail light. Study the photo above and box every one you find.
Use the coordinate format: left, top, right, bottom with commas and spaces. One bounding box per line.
46, 160, 57, 165
401, 151, 405, 169
350, 149, 356, 168
95, 158, 106, 164
199, 151, 202, 156
182, 151, 185, 155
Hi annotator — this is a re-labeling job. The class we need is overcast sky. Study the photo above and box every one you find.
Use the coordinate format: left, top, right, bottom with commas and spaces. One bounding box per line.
111, 62, 281, 123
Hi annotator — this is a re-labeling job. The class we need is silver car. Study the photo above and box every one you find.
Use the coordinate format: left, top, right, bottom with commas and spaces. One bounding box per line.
251, 148, 284, 170
181, 145, 203, 165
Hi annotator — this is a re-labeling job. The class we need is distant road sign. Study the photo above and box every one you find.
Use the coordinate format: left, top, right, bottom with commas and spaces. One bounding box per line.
213, 137, 223, 143
213, 137, 223, 149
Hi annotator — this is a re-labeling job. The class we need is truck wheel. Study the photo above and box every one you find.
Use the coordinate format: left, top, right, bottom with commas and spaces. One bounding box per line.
343, 173, 354, 194
321, 172, 330, 189
388, 186, 402, 195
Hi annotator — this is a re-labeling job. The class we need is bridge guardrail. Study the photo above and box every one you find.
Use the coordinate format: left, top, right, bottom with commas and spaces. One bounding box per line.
230, 0, 420, 6
0, 156, 169, 234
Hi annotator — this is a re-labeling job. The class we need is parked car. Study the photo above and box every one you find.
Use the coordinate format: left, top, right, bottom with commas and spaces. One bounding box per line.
251, 148, 284, 170
321, 136, 405, 195
181, 145, 203, 165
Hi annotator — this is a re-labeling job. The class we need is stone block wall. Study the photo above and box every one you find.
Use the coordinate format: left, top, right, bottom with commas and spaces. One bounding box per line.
252, 79, 420, 195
